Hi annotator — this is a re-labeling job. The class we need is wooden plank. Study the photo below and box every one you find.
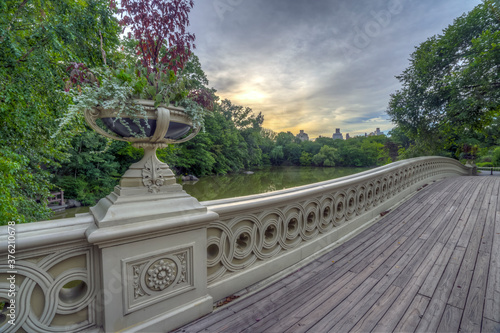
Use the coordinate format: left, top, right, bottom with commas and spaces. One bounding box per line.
394, 179, 479, 290
315, 175, 455, 266
329, 239, 428, 332
456, 178, 490, 249
258, 178, 480, 332
349, 285, 402, 333
351, 179, 465, 275
187, 180, 458, 332
415, 247, 465, 332
482, 179, 500, 325
481, 317, 500, 333
462, 179, 497, 332
179, 265, 313, 332
276, 238, 408, 333
402, 179, 467, 238
477, 177, 498, 255
247, 271, 357, 333
460, 252, 491, 332
265, 238, 409, 333
326, 177, 461, 270
436, 304, 462, 333
388, 177, 478, 291
448, 179, 493, 309
416, 177, 474, 240
195, 267, 325, 332
393, 294, 430, 332
301, 277, 379, 333
315, 182, 442, 265
417, 197, 475, 298
484, 210, 500, 322
373, 242, 445, 332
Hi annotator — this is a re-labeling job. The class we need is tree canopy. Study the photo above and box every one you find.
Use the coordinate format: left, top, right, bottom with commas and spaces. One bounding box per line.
0, 0, 120, 222
387, 1, 500, 153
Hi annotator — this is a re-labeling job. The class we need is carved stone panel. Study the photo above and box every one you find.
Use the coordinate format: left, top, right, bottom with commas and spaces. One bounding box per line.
0, 247, 97, 333
122, 245, 193, 314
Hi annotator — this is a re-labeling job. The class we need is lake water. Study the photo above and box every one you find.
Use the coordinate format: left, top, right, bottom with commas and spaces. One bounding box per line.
50, 166, 370, 220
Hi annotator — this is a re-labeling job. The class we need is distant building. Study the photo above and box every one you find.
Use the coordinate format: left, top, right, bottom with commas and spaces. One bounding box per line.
346, 133, 350, 140
332, 128, 344, 140
296, 130, 309, 142
367, 128, 383, 136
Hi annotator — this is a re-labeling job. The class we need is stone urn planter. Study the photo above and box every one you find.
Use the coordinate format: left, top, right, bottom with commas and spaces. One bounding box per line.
83, 99, 205, 227
84, 99, 199, 144
84, 99, 199, 191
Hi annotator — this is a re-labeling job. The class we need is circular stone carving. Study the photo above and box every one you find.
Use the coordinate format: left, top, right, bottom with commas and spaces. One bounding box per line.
207, 243, 220, 261
146, 259, 178, 291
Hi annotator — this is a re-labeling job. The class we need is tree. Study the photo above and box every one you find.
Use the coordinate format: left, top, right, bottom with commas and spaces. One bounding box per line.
53, 131, 122, 206
299, 151, 313, 166
312, 146, 338, 167
119, 0, 195, 73
387, 1, 500, 153
0, 0, 120, 223
270, 146, 285, 165
218, 99, 264, 130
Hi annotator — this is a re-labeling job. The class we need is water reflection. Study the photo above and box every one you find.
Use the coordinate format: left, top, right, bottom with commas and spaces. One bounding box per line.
182, 166, 371, 202
51, 205, 91, 220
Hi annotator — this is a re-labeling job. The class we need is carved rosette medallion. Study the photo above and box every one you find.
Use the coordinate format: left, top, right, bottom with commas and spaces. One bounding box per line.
142, 157, 164, 193
146, 259, 178, 291
123, 247, 194, 314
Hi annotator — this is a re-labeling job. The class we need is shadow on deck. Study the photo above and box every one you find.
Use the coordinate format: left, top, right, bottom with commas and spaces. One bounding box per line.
175, 176, 500, 333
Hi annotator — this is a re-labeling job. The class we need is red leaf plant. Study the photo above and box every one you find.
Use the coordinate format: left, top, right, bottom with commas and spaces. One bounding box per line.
119, 0, 196, 75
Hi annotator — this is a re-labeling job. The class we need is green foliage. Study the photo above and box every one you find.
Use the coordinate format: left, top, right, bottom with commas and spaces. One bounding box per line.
53, 130, 122, 205
0, 0, 120, 224
59, 67, 150, 137
270, 146, 285, 165
492, 146, 500, 166
476, 162, 494, 167
387, 2, 500, 153
299, 152, 313, 166
218, 99, 264, 130
312, 146, 337, 167
0, 149, 51, 223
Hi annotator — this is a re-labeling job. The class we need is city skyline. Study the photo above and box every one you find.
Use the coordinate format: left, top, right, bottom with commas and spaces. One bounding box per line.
189, 0, 482, 138
293, 127, 383, 141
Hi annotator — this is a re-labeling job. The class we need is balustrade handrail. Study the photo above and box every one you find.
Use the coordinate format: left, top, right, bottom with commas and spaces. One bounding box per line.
203, 156, 468, 208
0, 214, 94, 253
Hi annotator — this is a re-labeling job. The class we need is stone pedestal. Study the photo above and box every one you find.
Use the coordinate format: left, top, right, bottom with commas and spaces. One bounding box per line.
86, 193, 217, 332
85, 145, 218, 332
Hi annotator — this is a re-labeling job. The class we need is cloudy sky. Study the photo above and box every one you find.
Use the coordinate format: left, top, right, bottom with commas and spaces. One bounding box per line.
188, 0, 482, 139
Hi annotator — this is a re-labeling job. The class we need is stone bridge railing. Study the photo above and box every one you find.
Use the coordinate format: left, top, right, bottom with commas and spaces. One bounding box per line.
0, 157, 473, 332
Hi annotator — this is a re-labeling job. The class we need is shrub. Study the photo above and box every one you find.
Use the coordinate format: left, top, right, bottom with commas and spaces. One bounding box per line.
476, 162, 494, 167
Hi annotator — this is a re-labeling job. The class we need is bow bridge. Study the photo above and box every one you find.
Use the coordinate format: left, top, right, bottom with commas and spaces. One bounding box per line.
1, 157, 498, 332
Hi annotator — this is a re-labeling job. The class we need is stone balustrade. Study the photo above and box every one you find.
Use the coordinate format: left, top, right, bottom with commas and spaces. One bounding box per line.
0, 157, 473, 332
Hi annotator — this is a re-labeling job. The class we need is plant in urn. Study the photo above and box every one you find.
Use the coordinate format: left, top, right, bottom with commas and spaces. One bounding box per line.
60, 0, 214, 227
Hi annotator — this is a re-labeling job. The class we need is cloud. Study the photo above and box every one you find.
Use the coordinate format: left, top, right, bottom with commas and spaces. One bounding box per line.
190, 0, 483, 139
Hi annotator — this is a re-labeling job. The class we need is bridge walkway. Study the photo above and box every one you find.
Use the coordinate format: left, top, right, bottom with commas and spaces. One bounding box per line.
175, 176, 500, 333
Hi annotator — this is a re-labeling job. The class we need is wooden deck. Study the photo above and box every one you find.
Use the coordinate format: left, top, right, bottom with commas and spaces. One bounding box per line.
175, 176, 500, 333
